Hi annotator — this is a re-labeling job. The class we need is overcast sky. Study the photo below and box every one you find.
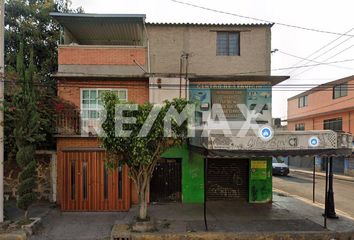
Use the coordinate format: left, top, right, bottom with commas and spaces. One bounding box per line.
70, 0, 354, 120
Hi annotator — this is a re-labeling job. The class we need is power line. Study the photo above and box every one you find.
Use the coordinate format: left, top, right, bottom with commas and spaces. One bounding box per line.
233, 58, 354, 75
292, 42, 354, 78
170, 0, 354, 37
3, 58, 354, 90
6, 81, 354, 92
277, 50, 354, 71
285, 27, 354, 75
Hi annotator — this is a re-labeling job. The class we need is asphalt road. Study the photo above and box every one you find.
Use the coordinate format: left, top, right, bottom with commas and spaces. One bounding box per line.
273, 171, 354, 218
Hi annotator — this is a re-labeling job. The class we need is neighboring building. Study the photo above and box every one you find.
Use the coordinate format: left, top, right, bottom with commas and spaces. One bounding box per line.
51, 12, 352, 212
287, 75, 354, 176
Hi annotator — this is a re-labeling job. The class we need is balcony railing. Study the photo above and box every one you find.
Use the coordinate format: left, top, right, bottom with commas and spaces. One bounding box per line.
56, 109, 105, 136
56, 109, 81, 135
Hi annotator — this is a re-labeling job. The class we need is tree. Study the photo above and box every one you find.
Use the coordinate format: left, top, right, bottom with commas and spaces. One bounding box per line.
101, 93, 190, 220
13, 43, 45, 219
5, 0, 83, 82
3, 0, 83, 164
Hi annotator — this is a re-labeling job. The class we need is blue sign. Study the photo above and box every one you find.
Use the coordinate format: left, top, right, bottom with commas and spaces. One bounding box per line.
259, 126, 273, 141
308, 136, 320, 147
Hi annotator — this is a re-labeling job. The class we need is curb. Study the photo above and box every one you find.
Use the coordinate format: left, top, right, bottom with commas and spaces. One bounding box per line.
0, 231, 27, 240
131, 231, 354, 240
290, 168, 354, 182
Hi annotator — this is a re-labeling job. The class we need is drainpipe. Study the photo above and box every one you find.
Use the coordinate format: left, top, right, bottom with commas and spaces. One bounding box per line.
143, 18, 152, 103
142, 18, 151, 74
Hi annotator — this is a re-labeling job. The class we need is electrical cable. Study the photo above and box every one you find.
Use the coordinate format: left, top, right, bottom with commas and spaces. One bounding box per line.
170, 0, 354, 37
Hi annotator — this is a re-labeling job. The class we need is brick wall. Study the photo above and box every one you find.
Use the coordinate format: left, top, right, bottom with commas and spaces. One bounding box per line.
58, 46, 146, 65
57, 79, 149, 108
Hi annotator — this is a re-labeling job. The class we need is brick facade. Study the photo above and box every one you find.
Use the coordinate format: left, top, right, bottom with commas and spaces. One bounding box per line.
58, 46, 146, 65
57, 79, 149, 107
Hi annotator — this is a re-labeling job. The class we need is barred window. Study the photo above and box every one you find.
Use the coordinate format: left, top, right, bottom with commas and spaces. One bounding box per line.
324, 118, 342, 132
295, 123, 305, 131
217, 32, 240, 56
81, 89, 127, 119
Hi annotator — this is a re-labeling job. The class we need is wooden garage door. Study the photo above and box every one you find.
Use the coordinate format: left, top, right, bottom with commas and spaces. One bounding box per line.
60, 151, 130, 211
207, 159, 249, 201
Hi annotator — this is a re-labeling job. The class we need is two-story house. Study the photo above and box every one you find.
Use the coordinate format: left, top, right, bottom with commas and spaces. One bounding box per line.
287, 75, 354, 176
146, 22, 287, 203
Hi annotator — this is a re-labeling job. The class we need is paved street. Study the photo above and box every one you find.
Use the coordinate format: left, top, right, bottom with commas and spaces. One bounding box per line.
273, 171, 354, 218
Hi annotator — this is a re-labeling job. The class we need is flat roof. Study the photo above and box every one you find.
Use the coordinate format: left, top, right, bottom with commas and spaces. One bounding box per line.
50, 12, 146, 45
50, 12, 146, 19
146, 22, 273, 27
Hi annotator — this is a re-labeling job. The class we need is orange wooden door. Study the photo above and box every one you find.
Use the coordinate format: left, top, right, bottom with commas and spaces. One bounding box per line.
60, 151, 130, 211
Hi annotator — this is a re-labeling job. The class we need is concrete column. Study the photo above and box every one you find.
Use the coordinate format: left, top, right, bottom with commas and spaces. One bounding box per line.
50, 153, 57, 203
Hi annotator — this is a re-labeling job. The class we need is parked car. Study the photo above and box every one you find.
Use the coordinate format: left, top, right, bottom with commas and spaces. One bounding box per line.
272, 158, 289, 176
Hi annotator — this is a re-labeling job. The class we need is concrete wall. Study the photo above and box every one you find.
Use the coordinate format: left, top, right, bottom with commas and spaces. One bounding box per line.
149, 77, 187, 103
287, 77, 354, 176
287, 77, 354, 124
288, 111, 354, 134
147, 24, 271, 75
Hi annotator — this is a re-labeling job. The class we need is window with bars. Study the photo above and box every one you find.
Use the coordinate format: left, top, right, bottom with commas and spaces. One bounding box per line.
216, 32, 240, 56
324, 118, 342, 131
333, 83, 347, 99
81, 89, 127, 119
295, 123, 305, 131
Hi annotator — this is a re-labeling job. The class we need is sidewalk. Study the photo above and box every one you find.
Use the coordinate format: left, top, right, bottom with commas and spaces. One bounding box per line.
290, 167, 354, 182
3, 193, 352, 239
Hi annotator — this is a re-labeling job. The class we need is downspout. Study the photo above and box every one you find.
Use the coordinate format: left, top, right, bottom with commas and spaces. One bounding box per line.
349, 112, 351, 134
143, 18, 151, 74
143, 18, 152, 103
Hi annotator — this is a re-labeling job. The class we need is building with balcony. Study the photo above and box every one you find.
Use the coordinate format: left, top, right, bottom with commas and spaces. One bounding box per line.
51, 12, 352, 212
287, 75, 354, 176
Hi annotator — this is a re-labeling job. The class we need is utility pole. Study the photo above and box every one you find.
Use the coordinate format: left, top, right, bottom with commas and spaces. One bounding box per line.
0, 0, 5, 223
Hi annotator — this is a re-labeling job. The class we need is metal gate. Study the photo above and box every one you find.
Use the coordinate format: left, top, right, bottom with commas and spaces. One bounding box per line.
150, 158, 182, 202
59, 151, 130, 211
207, 159, 249, 201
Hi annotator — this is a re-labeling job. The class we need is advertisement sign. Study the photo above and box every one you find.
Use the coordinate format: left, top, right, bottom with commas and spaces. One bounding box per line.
211, 90, 246, 120
250, 160, 267, 180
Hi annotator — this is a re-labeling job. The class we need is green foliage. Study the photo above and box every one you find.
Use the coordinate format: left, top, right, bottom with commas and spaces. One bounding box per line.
13, 43, 45, 216
3, 0, 83, 164
100, 92, 190, 219
100, 92, 190, 169
5, 0, 83, 81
